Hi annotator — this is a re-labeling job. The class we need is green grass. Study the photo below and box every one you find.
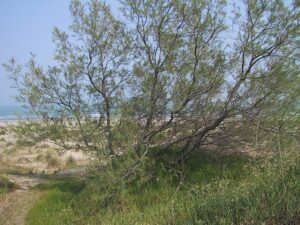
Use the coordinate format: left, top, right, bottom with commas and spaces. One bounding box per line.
25, 189, 76, 225
0, 174, 16, 198
26, 178, 85, 225
26, 150, 300, 225
0, 175, 9, 195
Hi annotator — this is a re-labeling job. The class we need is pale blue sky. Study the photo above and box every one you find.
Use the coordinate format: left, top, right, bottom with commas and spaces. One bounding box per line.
0, 0, 119, 106
0, 0, 293, 106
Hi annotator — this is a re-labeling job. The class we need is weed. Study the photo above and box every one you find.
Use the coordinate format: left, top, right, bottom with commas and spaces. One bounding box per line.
0, 174, 17, 197
36, 153, 44, 162
45, 150, 61, 168
47, 156, 61, 168
65, 156, 77, 167
26, 150, 300, 225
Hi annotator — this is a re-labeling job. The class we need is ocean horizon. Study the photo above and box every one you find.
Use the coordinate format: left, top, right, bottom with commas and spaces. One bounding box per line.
0, 105, 103, 121
0, 105, 30, 121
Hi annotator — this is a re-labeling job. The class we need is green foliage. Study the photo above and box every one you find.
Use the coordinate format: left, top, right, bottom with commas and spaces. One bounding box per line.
27, 178, 86, 225
12, 122, 47, 147
3, 0, 300, 223
185, 154, 250, 183
181, 152, 300, 225
0, 175, 16, 196
4, 0, 299, 160
26, 189, 76, 225
35, 178, 85, 193
26, 150, 300, 225
65, 156, 77, 167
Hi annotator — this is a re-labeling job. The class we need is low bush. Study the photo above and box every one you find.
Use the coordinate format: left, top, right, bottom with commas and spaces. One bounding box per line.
26, 150, 300, 225
45, 150, 61, 168
65, 156, 77, 167
0, 175, 16, 197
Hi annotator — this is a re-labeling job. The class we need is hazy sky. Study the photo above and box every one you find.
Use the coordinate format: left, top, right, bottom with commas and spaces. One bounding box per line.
0, 0, 119, 106
0, 0, 293, 106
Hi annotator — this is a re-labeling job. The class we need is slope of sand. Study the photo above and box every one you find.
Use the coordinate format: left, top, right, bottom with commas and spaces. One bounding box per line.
0, 120, 90, 173
0, 120, 91, 225
0, 175, 48, 225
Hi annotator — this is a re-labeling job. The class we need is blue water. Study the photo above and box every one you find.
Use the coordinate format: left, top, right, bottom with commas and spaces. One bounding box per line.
0, 105, 117, 121
0, 105, 29, 120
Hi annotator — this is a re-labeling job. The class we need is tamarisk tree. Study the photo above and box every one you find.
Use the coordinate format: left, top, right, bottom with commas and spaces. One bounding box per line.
4, 0, 299, 162
4, 0, 131, 157
122, 0, 299, 159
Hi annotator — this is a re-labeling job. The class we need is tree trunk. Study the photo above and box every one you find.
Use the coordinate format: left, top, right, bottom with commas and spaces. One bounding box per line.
137, 69, 159, 154
105, 97, 114, 155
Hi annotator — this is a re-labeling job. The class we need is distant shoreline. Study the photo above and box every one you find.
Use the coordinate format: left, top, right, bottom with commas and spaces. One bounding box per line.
0, 105, 30, 122
0, 116, 37, 120
0, 118, 40, 128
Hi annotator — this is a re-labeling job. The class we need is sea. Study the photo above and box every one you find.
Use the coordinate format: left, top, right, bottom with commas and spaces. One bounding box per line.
0, 105, 100, 121
0, 105, 29, 121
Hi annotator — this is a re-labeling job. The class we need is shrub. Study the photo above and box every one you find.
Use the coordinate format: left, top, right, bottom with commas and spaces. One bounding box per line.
45, 151, 61, 168
180, 151, 300, 225
65, 156, 77, 167
47, 156, 61, 168
36, 153, 44, 162
0, 175, 16, 195
26, 150, 300, 225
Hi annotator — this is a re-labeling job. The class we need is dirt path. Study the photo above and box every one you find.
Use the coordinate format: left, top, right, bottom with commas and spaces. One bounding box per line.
0, 175, 47, 225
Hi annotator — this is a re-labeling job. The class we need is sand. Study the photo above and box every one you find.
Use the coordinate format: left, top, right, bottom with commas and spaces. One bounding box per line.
0, 120, 90, 173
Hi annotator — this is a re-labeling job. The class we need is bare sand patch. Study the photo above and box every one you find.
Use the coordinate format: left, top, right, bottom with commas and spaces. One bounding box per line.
0, 121, 91, 174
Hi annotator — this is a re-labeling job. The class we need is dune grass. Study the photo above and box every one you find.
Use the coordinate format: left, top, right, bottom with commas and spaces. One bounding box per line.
0, 174, 17, 199
0, 175, 10, 195
26, 150, 300, 225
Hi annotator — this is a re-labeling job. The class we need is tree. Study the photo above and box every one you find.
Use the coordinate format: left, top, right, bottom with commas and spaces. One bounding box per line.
4, 0, 299, 164
121, 0, 299, 160
4, 0, 131, 157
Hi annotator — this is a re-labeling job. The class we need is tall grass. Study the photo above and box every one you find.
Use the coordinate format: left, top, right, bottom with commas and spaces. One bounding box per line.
26, 150, 300, 225
0, 174, 17, 199
178, 152, 300, 225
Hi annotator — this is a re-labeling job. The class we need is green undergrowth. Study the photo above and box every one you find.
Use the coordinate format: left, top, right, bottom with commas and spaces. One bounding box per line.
0, 174, 17, 198
26, 150, 300, 225
0, 175, 10, 195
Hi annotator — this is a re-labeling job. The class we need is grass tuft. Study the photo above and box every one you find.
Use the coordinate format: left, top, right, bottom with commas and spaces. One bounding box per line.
0, 174, 18, 198
26, 150, 300, 225
65, 156, 77, 167
45, 150, 61, 168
